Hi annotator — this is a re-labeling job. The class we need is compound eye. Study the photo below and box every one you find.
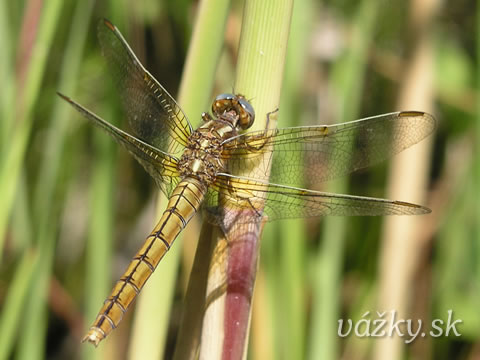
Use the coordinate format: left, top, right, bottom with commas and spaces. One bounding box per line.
237, 97, 255, 130
212, 93, 235, 116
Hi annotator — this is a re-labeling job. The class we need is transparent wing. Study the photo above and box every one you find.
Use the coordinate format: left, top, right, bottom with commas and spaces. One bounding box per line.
98, 19, 192, 155
203, 173, 430, 224
58, 93, 181, 197
221, 111, 435, 187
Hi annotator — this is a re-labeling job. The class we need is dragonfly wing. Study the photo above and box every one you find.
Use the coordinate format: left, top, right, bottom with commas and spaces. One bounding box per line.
222, 111, 435, 187
203, 173, 430, 224
58, 93, 181, 196
98, 19, 192, 155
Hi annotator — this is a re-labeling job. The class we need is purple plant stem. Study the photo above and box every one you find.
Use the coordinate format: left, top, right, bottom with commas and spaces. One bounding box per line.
221, 214, 264, 359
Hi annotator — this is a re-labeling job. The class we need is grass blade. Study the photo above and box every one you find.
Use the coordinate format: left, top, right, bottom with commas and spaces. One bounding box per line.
0, 250, 37, 360
309, 0, 381, 359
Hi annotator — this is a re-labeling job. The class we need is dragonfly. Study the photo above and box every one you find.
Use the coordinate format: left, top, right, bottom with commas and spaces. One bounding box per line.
58, 19, 435, 346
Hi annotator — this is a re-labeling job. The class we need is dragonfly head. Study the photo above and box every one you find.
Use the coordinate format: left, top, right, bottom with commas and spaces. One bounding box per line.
212, 93, 255, 130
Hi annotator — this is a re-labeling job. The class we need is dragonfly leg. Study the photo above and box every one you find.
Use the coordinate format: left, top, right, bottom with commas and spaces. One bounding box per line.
265, 108, 279, 130
247, 198, 263, 218
244, 108, 279, 152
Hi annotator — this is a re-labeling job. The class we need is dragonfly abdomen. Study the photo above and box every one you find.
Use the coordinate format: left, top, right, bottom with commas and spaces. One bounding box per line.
83, 177, 207, 346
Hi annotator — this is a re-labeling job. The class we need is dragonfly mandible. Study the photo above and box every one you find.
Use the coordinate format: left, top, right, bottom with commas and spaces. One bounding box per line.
58, 19, 435, 346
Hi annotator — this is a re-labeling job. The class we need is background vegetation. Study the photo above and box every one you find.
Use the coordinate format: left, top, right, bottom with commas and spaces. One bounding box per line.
0, 0, 477, 359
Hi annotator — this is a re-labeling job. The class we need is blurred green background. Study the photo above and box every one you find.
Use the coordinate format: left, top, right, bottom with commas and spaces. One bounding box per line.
0, 0, 477, 359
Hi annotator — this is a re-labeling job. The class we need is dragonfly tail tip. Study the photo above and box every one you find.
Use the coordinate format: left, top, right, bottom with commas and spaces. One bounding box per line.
81, 329, 104, 347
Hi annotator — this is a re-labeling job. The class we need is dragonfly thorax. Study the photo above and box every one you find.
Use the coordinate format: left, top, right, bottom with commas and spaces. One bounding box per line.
177, 94, 254, 184
178, 120, 231, 184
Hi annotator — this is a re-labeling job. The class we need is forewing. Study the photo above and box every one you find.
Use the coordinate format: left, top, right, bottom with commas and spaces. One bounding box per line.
203, 173, 430, 224
58, 93, 181, 197
222, 111, 435, 187
98, 19, 192, 155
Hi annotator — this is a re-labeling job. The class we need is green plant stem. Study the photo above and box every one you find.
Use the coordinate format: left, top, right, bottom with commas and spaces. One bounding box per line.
235, 0, 293, 132
198, 1, 293, 359
177, 0, 233, 128
129, 0, 233, 358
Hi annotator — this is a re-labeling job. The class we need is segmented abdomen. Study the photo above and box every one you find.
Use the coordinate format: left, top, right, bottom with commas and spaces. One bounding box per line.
83, 177, 207, 346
